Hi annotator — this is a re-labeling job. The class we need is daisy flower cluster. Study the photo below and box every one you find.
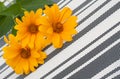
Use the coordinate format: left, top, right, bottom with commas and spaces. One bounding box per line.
2, 4, 78, 74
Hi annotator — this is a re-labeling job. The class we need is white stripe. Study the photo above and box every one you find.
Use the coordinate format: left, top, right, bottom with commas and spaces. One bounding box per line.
63, 37, 120, 79
25, 4, 120, 79
105, 69, 120, 79
44, 25, 120, 79
0, 51, 3, 56
0, 44, 7, 51
0, 57, 5, 66
91, 60, 120, 79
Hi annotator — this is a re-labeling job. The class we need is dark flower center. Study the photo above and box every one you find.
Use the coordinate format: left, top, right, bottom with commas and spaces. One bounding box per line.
28, 25, 38, 34
20, 48, 31, 59
53, 22, 63, 33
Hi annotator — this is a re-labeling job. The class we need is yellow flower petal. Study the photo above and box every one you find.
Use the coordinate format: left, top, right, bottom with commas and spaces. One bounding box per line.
37, 16, 50, 26
31, 50, 40, 58
60, 32, 73, 41
51, 4, 60, 22
24, 11, 30, 17
44, 5, 52, 20
29, 57, 38, 67
52, 33, 63, 48
38, 59, 44, 64
3, 47, 19, 59
59, 7, 72, 23
35, 33, 43, 49
47, 27, 53, 34
16, 18, 22, 24
63, 16, 77, 29
6, 56, 21, 68
30, 11, 35, 22
35, 8, 42, 17
16, 32, 28, 41
40, 52, 47, 59
39, 25, 48, 33
21, 34, 30, 48
14, 61, 23, 74
4, 35, 9, 44
29, 34, 35, 49
21, 59, 29, 74
62, 29, 77, 35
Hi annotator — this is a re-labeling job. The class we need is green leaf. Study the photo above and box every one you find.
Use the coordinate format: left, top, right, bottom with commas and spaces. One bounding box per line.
11, 27, 17, 36
16, 0, 54, 11
0, 16, 14, 37
0, 3, 23, 17
0, 2, 7, 12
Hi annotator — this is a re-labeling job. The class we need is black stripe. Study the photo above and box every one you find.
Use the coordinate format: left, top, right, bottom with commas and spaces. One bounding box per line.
101, 67, 120, 79
0, 39, 5, 48
42, 22, 120, 79
0, 63, 6, 71
69, 41, 120, 79
53, 31, 120, 78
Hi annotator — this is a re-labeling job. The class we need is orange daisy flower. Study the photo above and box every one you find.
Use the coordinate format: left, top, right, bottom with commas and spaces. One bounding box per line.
15, 9, 50, 49
39, 4, 78, 48
3, 34, 47, 74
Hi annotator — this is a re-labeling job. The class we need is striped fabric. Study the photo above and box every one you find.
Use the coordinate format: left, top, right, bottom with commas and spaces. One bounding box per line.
0, 0, 120, 79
